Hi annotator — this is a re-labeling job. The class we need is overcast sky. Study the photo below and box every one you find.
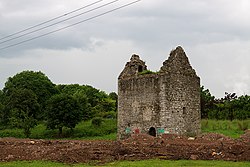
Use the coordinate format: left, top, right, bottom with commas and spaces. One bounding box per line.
0, 0, 250, 98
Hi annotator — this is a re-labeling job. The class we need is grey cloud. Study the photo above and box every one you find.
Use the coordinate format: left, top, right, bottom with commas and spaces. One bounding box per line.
188, 40, 250, 97
0, 0, 250, 97
1, 0, 242, 54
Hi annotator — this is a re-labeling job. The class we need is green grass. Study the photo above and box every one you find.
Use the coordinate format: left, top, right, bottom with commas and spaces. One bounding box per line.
1, 160, 250, 167
201, 119, 250, 138
0, 119, 117, 140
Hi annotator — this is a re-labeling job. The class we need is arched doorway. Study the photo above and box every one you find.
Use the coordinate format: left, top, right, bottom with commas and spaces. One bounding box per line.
148, 127, 156, 137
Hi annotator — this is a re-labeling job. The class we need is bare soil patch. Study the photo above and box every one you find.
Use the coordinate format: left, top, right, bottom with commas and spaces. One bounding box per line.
0, 131, 249, 164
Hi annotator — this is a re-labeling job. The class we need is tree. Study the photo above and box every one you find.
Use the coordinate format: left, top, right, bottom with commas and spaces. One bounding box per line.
200, 86, 215, 119
46, 94, 82, 136
229, 95, 250, 120
82, 85, 108, 107
239, 95, 250, 119
0, 90, 8, 127
109, 92, 118, 101
56, 84, 83, 95
72, 90, 92, 120
6, 89, 40, 137
210, 92, 250, 120
109, 92, 118, 111
3, 70, 58, 119
0, 90, 3, 102
0, 90, 3, 122
0, 99, 4, 127
57, 84, 116, 119
217, 92, 237, 121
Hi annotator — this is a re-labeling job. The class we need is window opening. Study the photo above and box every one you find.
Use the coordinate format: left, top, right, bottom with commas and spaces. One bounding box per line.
183, 107, 187, 114
138, 65, 143, 72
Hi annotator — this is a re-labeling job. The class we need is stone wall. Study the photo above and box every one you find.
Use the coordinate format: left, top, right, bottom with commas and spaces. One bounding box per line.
118, 74, 160, 139
118, 46, 201, 139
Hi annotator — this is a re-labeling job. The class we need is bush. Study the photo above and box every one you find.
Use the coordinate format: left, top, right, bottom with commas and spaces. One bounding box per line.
91, 117, 103, 127
0, 128, 24, 138
0, 119, 117, 139
95, 111, 117, 119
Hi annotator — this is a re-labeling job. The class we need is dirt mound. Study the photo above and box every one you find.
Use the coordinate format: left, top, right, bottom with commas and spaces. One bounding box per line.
197, 133, 233, 142
0, 132, 249, 164
240, 130, 250, 143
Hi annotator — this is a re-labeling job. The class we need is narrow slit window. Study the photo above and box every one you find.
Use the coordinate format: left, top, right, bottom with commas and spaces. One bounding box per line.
183, 107, 186, 114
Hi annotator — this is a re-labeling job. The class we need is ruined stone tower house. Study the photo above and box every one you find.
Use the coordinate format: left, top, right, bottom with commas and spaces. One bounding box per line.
117, 46, 201, 139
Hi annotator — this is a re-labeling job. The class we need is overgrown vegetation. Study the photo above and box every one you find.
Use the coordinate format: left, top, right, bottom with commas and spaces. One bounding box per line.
0, 119, 117, 139
138, 69, 158, 75
201, 86, 250, 120
0, 70, 117, 137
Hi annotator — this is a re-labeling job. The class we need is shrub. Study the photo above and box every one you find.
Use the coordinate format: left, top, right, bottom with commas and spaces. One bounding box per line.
95, 111, 117, 119
0, 128, 24, 138
138, 70, 157, 75
91, 117, 103, 127
237, 120, 249, 131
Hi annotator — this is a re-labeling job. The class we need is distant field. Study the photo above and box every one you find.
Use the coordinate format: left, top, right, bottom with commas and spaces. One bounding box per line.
0, 119, 249, 140
1, 160, 250, 167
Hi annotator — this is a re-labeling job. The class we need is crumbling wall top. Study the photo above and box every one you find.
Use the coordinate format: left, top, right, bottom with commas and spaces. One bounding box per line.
160, 46, 197, 76
118, 54, 147, 79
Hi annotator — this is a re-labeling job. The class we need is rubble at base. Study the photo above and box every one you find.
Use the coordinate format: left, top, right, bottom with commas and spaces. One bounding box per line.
0, 131, 249, 164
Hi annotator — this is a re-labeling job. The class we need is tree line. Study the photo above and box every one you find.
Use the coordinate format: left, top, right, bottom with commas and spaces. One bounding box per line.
201, 86, 250, 120
0, 70, 249, 137
0, 71, 117, 137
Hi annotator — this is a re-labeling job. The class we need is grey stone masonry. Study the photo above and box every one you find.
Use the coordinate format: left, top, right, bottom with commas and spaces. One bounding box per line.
117, 46, 201, 140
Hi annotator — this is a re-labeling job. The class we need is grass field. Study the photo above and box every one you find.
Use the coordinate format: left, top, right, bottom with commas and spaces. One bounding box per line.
0, 160, 250, 167
0, 119, 249, 140
201, 119, 250, 138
